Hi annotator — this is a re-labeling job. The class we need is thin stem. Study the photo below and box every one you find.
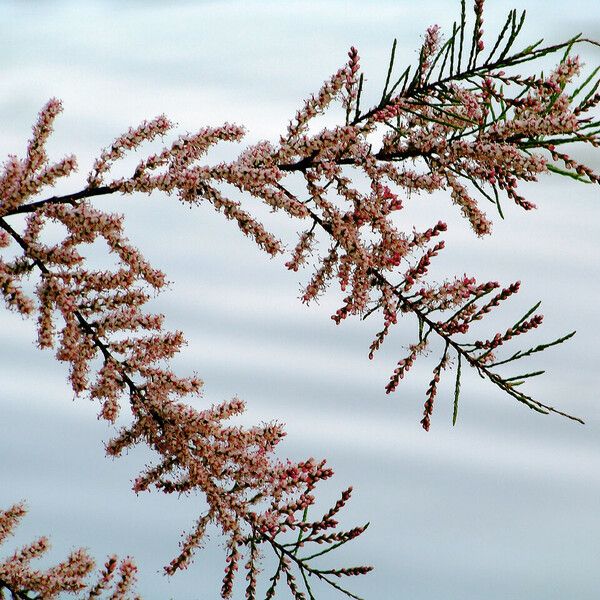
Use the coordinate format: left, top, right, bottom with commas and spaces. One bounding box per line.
265, 535, 366, 600
370, 269, 584, 423
2, 185, 114, 216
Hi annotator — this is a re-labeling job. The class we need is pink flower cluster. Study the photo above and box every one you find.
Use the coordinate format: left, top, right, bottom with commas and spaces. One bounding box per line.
0, 503, 139, 599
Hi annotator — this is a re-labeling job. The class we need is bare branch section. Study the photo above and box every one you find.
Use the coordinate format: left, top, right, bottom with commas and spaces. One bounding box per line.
1, 1, 598, 598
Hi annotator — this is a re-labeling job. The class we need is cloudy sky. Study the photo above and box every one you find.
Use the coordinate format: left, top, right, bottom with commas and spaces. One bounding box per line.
1, 1, 600, 599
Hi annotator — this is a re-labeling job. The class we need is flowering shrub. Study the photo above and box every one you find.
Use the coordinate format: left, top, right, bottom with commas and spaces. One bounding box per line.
1, 1, 599, 598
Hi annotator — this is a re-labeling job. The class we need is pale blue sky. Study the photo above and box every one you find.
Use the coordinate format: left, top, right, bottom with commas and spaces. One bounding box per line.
1, 2, 599, 599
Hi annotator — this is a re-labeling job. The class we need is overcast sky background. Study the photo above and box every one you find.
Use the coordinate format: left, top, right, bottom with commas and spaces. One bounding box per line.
1, 1, 600, 599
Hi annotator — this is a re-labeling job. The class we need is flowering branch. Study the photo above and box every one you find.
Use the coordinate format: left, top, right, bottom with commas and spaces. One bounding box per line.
1, 1, 599, 598
0, 503, 139, 599
0, 104, 370, 600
